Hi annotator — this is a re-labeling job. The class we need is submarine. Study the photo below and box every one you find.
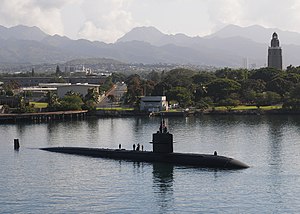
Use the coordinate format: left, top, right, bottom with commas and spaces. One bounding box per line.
41, 121, 249, 169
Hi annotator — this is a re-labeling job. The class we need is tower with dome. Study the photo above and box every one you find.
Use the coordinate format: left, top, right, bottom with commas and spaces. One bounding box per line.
268, 32, 282, 70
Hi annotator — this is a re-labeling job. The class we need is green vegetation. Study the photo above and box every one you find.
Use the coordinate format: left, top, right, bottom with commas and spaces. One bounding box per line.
214, 105, 282, 111
45, 89, 100, 112
100, 76, 114, 94
124, 66, 300, 112
96, 107, 134, 111
2, 64, 300, 114
29, 102, 48, 108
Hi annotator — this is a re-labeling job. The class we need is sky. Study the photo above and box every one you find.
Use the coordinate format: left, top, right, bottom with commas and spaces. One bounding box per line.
0, 0, 300, 43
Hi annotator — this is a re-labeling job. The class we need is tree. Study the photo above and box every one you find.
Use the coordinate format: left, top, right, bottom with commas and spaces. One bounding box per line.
81, 88, 100, 111
18, 96, 26, 113
241, 79, 266, 93
84, 88, 99, 103
284, 72, 300, 84
163, 68, 194, 88
166, 87, 192, 108
195, 97, 213, 110
255, 91, 281, 108
240, 79, 266, 103
46, 92, 83, 111
218, 98, 240, 110
142, 80, 155, 96
286, 65, 300, 74
206, 78, 241, 102
82, 100, 97, 111
152, 81, 171, 96
283, 99, 300, 110
147, 70, 161, 83
111, 73, 126, 83
46, 92, 60, 111
124, 74, 143, 105
282, 84, 300, 110
100, 76, 114, 94
16, 95, 35, 113
290, 83, 300, 99
215, 68, 248, 81
266, 77, 291, 97
250, 67, 281, 82
192, 72, 216, 85
59, 95, 83, 111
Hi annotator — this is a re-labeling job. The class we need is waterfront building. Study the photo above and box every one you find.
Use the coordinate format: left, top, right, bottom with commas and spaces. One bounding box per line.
140, 96, 168, 112
268, 32, 282, 70
0, 76, 107, 87
57, 83, 100, 99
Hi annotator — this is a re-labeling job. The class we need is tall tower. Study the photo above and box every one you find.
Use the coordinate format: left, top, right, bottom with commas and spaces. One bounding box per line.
268, 32, 282, 70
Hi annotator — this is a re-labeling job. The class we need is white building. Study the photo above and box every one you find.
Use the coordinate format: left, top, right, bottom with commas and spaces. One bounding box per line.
140, 96, 168, 112
57, 83, 100, 99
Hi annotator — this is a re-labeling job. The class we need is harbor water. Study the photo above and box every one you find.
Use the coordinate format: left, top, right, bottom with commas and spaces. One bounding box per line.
1, 115, 300, 213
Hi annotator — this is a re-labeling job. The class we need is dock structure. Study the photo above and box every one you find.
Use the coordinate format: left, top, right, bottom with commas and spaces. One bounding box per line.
0, 110, 87, 123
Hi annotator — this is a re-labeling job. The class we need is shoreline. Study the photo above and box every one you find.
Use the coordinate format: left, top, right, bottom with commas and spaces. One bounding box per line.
0, 110, 88, 123
1, 108, 300, 123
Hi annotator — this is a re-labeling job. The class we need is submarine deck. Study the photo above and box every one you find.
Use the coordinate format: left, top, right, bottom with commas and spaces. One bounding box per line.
40, 147, 249, 169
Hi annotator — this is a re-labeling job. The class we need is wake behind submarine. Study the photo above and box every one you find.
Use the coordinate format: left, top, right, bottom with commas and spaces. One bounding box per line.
41, 121, 249, 169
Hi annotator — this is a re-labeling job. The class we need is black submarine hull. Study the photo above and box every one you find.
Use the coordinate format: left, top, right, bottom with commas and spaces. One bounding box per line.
40, 147, 249, 169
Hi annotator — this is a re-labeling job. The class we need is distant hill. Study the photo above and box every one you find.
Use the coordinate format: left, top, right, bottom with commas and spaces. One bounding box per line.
117, 26, 203, 47
0, 25, 47, 41
1, 24, 300, 68
65, 58, 125, 65
116, 26, 166, 45
206, 24, 300, 46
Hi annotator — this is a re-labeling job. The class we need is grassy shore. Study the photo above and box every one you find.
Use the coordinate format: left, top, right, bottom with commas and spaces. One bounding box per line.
96, 107, 134, 111
26, 102, 285, 116
214, 105, 282, 111
29, 102, 48, 108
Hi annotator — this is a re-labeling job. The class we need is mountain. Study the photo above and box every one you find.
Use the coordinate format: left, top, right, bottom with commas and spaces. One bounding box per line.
116, 26, 165, 45
1, 24, 300, 68
207, 24, 300, 46
0, 25, 47, 41
117, 26, 203, 47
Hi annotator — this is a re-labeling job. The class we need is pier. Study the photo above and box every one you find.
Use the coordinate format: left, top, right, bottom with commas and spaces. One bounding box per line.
0, 110, 87, 123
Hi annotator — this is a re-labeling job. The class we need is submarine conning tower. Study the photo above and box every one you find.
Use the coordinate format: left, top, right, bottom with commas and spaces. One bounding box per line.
151, 120, 173, 153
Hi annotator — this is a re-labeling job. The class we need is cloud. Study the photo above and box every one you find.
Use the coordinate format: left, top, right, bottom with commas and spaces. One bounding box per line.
0, 0, 77, 35
1, 0, 300, 43
205, 0, 300, 33
77, 0, 138, 43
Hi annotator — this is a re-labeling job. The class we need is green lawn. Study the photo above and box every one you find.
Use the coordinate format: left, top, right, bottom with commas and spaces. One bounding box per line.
96, 105, 282, 112
29, 102, 48, 108
215, 105, 282, 111
96, 107, 134, 111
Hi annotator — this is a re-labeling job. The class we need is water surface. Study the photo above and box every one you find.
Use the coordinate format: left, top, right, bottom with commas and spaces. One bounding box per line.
1, 115, 300, 213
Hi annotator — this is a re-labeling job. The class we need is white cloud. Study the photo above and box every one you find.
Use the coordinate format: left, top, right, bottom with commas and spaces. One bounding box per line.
205, 0, 300, 33
1, 0, 300, 43
77, 0, 138, 43
0, 0, 77, 35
